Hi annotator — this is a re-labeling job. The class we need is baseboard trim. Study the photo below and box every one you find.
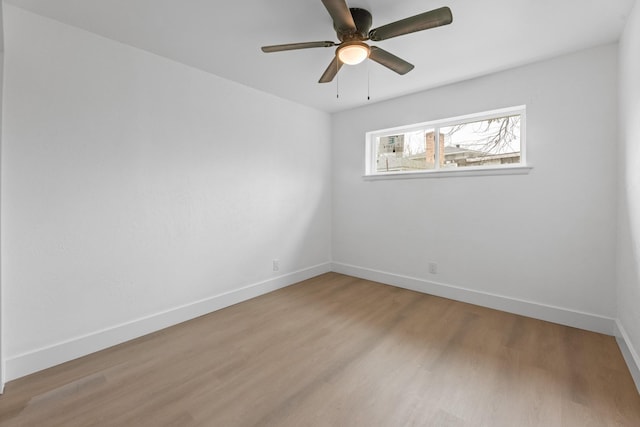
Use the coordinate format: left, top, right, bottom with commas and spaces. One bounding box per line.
5, 262, 332, 382
331, 262, 616, 335
614, 320, 640, 394
4, 262, 627, 386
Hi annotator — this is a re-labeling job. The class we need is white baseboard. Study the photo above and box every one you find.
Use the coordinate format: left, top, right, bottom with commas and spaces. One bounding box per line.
614, 320, 640, 394
6, 262, 633, 394
331, 262, 616, 335
4, 263, 332, 382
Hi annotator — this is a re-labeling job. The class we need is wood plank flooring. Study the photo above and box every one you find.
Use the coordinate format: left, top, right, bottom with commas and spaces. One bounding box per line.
1, 273, 639, 426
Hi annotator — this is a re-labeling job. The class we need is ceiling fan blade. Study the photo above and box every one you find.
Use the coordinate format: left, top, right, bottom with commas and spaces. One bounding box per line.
368, 6, 453, 41
319, 56, 343, 83
321, 0, 356, 33
262, 41, 336, 53
368, 46, 414, 75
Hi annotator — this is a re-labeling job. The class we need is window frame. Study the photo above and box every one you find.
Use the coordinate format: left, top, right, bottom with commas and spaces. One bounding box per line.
364, 105, 530, 179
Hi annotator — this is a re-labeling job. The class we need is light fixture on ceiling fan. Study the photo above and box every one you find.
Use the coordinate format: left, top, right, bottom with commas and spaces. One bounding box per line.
337, 41, 370, 65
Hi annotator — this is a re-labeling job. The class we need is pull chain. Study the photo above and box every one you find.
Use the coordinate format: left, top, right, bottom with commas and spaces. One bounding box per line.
336, 60, 340, 99
367, 63, 371, 101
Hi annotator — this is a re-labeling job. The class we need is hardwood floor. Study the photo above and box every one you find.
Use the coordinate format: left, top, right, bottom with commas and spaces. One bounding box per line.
1, 273, 639, 426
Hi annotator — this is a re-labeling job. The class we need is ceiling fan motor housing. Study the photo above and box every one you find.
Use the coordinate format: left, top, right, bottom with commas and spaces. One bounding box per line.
335, 8, 372, 41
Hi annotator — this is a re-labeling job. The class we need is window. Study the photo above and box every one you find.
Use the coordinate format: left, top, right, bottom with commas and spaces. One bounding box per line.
365, 106, 527, 177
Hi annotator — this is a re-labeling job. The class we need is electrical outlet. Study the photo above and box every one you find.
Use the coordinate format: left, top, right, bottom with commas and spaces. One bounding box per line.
273, 259, 280, 272
428, 262, 438, 274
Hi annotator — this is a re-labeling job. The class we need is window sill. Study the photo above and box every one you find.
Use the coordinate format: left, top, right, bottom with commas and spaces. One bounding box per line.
363, 165, 533, 180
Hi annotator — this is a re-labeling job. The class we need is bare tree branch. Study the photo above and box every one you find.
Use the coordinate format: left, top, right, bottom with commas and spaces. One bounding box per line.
445, 115, 520, 156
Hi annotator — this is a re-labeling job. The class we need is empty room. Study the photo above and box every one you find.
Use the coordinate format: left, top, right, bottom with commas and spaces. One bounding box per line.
1, 0, 640, 425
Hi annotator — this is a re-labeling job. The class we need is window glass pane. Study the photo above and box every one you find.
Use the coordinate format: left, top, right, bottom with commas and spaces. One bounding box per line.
375, 129, 436, 173
440, 115, 521, 169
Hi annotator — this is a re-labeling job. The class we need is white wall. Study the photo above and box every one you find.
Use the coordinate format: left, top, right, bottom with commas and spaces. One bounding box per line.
332, 44, 619, 327
1, 5, 331, 380
618, 0, 640, 386
0, 4, 5, 388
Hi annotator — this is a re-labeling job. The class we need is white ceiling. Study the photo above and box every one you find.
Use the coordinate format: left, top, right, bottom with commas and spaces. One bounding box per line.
3, 0, 636, 112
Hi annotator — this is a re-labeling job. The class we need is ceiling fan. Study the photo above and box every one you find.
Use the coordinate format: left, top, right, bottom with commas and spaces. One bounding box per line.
261, 0, 453, 83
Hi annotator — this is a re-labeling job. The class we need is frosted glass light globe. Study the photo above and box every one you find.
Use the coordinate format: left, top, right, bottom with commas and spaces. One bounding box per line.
337, 42, 370, 65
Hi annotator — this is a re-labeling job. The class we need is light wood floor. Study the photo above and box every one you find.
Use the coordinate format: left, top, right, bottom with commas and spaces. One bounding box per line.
1, 273, 639, 426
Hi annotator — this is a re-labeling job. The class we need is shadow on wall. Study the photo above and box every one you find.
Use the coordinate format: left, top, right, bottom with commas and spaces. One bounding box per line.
617, 181, 640, 362
241, 181, 330, 284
